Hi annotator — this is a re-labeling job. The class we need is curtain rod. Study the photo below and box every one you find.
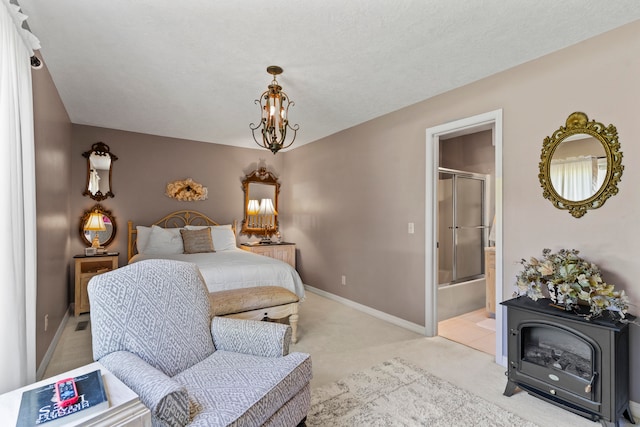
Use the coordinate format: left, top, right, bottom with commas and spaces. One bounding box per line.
4, 0, 42, 68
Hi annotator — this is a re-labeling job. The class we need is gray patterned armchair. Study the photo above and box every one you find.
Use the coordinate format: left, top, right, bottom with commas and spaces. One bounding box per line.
88, 259, 312, 426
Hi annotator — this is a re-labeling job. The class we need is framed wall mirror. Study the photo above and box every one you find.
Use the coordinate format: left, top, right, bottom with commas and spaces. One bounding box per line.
83, 142, 117, 201
539, 112, 623, 218
79, 204, 117, 248
241, 167, 280, 237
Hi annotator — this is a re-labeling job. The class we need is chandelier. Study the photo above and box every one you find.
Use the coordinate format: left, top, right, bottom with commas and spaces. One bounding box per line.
250, 66, 299, 154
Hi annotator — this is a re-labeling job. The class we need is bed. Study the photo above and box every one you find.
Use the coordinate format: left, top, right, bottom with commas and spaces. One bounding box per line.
127, 210, 305, 300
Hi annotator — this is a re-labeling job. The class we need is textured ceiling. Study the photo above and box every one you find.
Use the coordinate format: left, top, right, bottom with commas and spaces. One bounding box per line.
17, 1, 640, 151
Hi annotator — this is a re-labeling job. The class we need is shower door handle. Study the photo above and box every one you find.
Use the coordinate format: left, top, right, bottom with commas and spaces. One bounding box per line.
449, 225, 490, 229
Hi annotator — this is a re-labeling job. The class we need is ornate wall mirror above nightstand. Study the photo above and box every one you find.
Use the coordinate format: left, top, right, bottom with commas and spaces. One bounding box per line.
80, 204, 117, 248
539, 112, 624, 218
241, 167, 280, 237
83, 142, 117, 201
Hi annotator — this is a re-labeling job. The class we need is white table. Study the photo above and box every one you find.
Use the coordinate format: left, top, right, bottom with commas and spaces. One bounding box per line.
0, 362, 151, 426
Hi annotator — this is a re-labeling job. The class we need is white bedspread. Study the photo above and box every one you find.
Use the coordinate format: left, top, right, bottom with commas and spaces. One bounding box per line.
129, 248, 305, 299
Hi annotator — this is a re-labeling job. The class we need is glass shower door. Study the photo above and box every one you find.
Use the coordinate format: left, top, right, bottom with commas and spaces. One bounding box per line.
438, 169, 486, 285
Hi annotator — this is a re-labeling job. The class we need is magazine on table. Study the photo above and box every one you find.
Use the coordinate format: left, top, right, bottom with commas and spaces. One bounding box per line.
16, 369, 109, 426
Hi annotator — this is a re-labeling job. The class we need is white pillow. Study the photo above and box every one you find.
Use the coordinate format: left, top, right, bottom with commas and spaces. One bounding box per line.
136, 226, 152, 253
185, 224, 237, 251
143, 225, 184, 254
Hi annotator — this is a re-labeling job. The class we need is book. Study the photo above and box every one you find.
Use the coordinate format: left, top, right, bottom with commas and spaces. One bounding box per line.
16, 369, 109, 427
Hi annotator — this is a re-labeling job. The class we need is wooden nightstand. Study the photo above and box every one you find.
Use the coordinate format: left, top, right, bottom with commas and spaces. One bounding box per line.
74, 253, 119, 317
240, 243, 296, 268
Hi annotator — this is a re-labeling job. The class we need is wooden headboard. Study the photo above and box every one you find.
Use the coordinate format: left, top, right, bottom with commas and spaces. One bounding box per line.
127, 210, 236, 261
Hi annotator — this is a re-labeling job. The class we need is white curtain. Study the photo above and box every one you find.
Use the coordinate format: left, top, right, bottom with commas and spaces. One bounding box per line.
550, 156, 597, 201
596, 157, 607, 191
0, 0, 39, 393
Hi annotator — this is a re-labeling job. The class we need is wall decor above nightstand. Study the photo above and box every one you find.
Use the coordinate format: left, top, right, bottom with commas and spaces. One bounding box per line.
241, 242, 295, 268
74, 253, 118, 317
80, 204, 117, 249
241, 167, 281, 239
82, 142, 117, 201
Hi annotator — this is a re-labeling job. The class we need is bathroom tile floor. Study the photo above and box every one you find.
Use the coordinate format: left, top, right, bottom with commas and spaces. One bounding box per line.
438, 308, 496, 356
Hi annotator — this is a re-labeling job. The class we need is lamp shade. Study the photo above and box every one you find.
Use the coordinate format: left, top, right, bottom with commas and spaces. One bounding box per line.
84, 211, 106, 231
258, 198, 277, 215
247, 199, 260, 215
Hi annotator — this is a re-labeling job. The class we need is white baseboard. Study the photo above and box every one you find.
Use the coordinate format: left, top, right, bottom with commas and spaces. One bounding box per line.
630, 400, 639, 422
36, 307, 70, 380
304, 285, 426, 335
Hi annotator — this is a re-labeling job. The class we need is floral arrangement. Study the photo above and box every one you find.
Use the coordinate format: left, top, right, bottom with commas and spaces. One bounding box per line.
515, 248, 629, 320
165, 178, 208, 201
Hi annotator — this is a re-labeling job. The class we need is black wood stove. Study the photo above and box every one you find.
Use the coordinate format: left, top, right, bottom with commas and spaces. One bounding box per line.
502, 296, 635, 427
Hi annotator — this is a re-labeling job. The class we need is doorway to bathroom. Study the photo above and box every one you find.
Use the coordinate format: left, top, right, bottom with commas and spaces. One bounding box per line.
437, 147, 494, 356
425, 109, 503, 364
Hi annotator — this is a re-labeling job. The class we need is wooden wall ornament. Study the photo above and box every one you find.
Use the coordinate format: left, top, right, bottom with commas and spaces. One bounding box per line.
165, 178, 208, 201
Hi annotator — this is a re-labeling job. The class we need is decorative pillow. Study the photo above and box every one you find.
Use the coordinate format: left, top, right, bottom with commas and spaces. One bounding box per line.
136, 226, 152, 253
185, 225, 237, 251
144, 226, 184, 255
180, 228, 215, 254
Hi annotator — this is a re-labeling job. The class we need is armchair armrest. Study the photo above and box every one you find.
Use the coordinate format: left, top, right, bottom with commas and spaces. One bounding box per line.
99, 351, 189, 426
211, 317, 292, 357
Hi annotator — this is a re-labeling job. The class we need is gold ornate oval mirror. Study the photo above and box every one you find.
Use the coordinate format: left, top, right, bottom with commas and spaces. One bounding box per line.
79, 204, 117, 248
83, 142, 117, 201
539, 112, 623, 218
241, 167, 280, 237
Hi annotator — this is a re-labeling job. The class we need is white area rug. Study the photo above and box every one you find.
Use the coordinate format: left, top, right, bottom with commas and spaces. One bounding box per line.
307, 358, 538, 426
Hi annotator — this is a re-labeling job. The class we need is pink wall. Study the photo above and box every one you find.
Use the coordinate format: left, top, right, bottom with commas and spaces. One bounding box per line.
441, 130, 494, 175
281, 21, 640, 397
70, 125, 285, 268
31, 58, 72, 367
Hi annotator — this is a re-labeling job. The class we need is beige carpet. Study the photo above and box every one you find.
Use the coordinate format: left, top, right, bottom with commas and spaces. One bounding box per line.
307, 357, 539, 426
45, 292, 609, 426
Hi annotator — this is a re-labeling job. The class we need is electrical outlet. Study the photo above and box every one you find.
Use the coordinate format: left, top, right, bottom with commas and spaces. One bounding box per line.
341, 275, 346, 286
44, 314, 49, 332
408, 222, 415, 234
